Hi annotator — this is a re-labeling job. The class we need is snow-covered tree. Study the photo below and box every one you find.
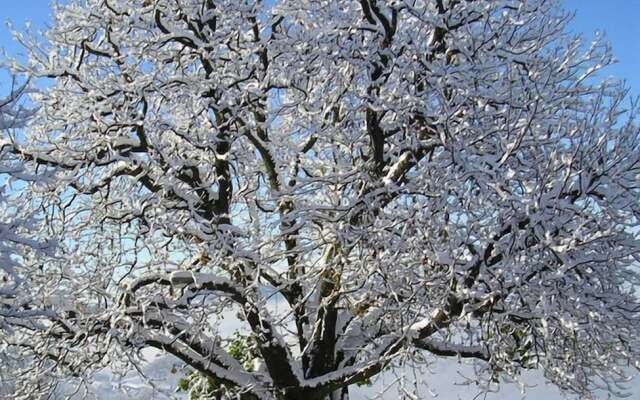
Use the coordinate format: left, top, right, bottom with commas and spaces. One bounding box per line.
0, 77, 46, 317
2, 0, 640, 399
0, 76, 56, 394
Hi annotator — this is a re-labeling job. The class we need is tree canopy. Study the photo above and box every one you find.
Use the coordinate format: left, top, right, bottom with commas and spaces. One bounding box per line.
1, 0, 640, 399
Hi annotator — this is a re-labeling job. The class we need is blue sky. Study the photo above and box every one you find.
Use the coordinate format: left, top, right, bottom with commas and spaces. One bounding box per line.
565, 0, 640, 96
0, 1, 639, 95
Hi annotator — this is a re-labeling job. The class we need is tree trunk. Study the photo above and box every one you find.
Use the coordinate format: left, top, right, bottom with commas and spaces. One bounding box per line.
279, 385, 349, 400
333, 386, 349, 400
